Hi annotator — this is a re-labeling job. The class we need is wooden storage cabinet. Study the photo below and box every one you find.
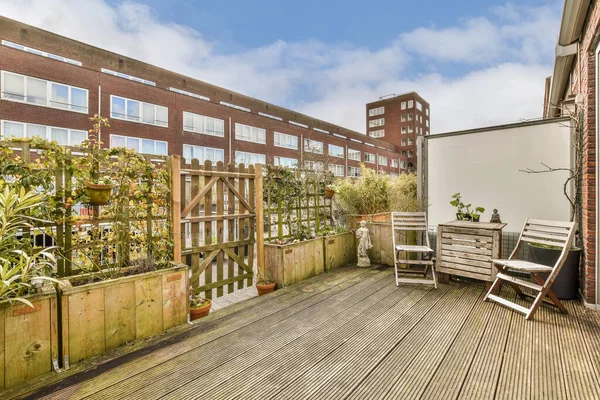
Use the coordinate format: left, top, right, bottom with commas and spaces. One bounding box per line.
436, 221, 506, 283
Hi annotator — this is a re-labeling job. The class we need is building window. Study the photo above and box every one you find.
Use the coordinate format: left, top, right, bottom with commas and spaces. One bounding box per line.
369, 118, 385, 128
426, 120, 429, 127
304, 160, 324, 171
110, 95, 168, 127
426, 108, 429, 116
401, 127, 407, 134
378, 155, 388, 166
304, 138, 324, 154
401, 139, 407, 146
365, 152, 376, 164
391, 159, 399, 168
408, 113, 413, 121
391, 172, 399, 178
235, 151, 265, 166
101, 68, 156, 86
235, 123, 266, 144
1, 120, 87, 145
401, 101, 407, 110
348, 149, 361, 161
408, 150, 414, 157
416, 101, 422, 111
426, 130, 429, 135
274, 156, 297, 168
407, 100, 414, 108
402, 151, 407, 156
348, 166, 361, 177
184, 145, 224, 165
183, 111, 224, 137
369, 129, 385, 138
328, 144, 344, 158
2, 40, 82, 66
420, 115, 423, 123
408, 138, 414, 145
111, 134, 167, 155
329, 164, 345, 177
274, 132, 298, 150
400, 161, 407, 169
1, 71, 88, 113
408, 126, 414, 133
401, 114, 407, 122
368, 106, 384, 117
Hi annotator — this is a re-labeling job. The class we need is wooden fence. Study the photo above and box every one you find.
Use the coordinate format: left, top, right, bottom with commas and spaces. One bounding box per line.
171, 156, 264, 299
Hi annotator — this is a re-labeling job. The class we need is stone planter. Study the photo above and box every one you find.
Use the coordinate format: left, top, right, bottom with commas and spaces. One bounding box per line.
265, 237, 325, 288
0, 286, 58, 390
324, 232, 357, 271
58, 264, 188, 365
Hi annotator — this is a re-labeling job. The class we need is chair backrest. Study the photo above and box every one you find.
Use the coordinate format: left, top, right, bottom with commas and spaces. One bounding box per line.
391, 212, 430, 248
513, 218, 576, 280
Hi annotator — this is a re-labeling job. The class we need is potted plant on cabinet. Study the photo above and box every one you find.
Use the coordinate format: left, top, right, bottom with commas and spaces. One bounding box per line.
450, 192, 471, 221
256, 269, 276, 296
189, 294, 212, 320
469, 206, 485, 222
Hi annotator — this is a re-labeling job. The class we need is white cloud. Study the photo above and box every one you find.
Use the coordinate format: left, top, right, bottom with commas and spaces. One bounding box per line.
0, 0, 559, 134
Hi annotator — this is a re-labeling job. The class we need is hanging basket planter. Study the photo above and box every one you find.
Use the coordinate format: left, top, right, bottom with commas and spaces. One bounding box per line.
84, 182, 115, 205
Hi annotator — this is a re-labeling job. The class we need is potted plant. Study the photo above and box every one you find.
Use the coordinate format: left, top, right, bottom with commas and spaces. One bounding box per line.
78, 115, 116, 205
84, 176, 115, 206
256, 269, 276, 296
469, 206, 485, 222
450, 193, 471, 221
325, 186, 336, 199
189, 294, 212, 320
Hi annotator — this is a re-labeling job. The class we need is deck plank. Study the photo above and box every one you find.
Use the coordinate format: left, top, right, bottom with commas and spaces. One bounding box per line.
94, 270, 398, 400
9, 267, 600, 400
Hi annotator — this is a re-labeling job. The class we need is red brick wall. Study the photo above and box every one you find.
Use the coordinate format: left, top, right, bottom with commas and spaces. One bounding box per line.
572, 2, 600, 304
0, 16, 407, 177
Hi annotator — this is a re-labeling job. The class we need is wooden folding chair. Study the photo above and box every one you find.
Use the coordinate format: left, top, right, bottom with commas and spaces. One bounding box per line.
392, 212, 437, 288
484, 218, 576, 320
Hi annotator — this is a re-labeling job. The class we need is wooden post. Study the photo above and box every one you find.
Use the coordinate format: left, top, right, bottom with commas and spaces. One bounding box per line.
255, 164, 265, 276
171, 155, 182, 263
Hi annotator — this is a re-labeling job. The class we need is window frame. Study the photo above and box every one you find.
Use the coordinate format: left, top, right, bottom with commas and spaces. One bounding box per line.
110, 134, 168, 155
110, 95, 168, 127
328, 143, 344, 158
304, 138, 324, 154
1, 119, 87, 145
274, 131, 299, 150
235, 150, 266, 166
235, 123, 266, 144
183, 111, 225, 137
1, 70, 89, 114
365, 152, 376, 164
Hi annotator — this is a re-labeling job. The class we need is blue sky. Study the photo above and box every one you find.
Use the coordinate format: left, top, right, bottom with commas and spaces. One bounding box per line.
2, 0, 563, 133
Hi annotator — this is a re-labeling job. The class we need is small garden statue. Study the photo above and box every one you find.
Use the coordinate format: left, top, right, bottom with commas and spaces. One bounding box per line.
356, 220, 373, 267
490, 208, 502, 223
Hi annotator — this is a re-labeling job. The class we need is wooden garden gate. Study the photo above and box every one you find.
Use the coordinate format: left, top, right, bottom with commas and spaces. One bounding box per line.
171, 155, 264, 299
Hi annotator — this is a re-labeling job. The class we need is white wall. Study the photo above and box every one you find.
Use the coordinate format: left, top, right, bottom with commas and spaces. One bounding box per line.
426, 119, 572, 232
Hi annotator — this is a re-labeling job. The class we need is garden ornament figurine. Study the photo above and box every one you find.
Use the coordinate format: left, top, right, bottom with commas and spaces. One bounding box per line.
356, 220, 373, 267
490, 209, 502, 223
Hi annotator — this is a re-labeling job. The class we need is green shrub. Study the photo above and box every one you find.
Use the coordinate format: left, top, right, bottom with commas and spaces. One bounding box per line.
388, 173, 427, 212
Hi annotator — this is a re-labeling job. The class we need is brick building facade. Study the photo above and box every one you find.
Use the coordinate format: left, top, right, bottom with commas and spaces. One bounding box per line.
366, 92, 430, 170
0, 16, 413, 179
545, 0, 600, 307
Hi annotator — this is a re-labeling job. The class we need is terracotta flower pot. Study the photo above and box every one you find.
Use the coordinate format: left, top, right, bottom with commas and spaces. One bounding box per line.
190, 300, 212, 320
256, 281, 276, 296
325, 187, 336, 199
85, 183, 115, 205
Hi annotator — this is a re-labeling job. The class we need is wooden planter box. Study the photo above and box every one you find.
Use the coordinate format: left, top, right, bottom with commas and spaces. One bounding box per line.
366, 222, 413, 267
59, 264, 188, 365
265, 237, 325, 288
324, 232, 357, 271
0, 286, 58, 390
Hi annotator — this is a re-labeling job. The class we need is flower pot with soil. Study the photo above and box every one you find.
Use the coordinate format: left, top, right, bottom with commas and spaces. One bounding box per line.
190, 294, 212, 320
256, 270, 276, 296
325, 186, 336, 199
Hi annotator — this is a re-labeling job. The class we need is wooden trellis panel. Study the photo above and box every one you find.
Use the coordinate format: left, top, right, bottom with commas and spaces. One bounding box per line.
171, 156, 263, 298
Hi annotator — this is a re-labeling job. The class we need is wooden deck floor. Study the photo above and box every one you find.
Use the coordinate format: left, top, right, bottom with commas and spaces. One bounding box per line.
16, 266, 600, 399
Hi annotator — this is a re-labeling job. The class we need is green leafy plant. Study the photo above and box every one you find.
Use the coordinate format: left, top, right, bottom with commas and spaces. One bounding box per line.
388, 173, 427, 212
190, 293, 211, 308
0, 187, 61, 307
256, 269, 274, 285
469, 206, 485, 220
335, 164, 391, 216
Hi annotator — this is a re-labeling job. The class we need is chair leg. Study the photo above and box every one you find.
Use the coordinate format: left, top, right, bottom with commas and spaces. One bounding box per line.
525, 291, 546, 320
484, 277, 502, 301
431, 263, 437, 289
532, 273, 567, 314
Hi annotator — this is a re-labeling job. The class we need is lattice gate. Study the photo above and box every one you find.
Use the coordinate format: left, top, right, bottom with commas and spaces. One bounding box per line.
171, 156, 264, 299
